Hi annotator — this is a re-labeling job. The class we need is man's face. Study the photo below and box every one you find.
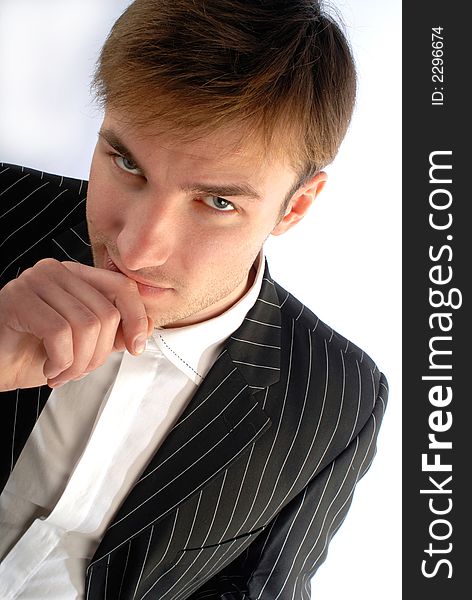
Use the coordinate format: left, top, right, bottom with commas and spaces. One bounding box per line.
86, 109, 318, 328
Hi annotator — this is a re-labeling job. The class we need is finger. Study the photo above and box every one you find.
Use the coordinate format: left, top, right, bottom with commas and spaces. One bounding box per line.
61, 262, 150, 356
34, 280, 121, 382
7, 290, 75, 380
115, 291, 149, 355
35, 287, 105, 382
112, 323, 126, 352
113, 316, 153, 353
51, 274, 122, 368
147, 316, 155, 336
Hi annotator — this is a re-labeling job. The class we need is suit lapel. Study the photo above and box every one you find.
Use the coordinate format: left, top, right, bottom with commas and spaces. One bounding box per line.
225, 267, 282, 388
92, 350, 271, 560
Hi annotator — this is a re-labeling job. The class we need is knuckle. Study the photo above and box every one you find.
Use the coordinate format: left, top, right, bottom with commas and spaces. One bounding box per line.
35, 257, 60, 272
49, 319, 72, 340
102, 304, 121, 324
77, 312, 101, 332
67, 302, 101, 331
21, 258, 61, 284
122, 312, 148, 330
18, 266, 38, 284
135, 314, 149, 327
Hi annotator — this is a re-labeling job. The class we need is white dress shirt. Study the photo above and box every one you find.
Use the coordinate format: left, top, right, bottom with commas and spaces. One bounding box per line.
0, 252, 264, 599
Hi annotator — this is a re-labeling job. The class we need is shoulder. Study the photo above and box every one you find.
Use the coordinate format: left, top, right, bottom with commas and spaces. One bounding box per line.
272, 278, 387, 442
0, 162, 88, 237
0, 161, 88, 199
274, 278, 377, 368
0, 163, 89, 285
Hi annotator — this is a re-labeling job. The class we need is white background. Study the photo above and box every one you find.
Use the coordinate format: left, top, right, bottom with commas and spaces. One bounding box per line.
0, 1, 401, 598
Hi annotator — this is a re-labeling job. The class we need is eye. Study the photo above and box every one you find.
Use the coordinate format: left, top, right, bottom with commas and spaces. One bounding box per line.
201, 196, 236, 213
112, 154, 142, 176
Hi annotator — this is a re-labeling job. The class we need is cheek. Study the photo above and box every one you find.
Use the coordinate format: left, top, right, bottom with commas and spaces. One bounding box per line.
175, 228, 226, 272
184, 226, 257, 270
179, 230, 218, 266
87, 173, 123, 231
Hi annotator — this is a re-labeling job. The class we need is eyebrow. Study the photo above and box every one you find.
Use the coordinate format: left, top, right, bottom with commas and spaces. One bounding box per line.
99, 129, 142, 169
98, 128, 263, 201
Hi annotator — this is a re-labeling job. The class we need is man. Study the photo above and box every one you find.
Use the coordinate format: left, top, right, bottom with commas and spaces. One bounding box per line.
0, 1, 388, 598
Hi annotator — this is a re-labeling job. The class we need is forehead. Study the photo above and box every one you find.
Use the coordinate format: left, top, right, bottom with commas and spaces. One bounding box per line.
102, 110, 287, 176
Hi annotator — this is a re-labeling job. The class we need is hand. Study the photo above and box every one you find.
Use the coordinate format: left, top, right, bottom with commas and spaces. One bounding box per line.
0, 259, 154, 391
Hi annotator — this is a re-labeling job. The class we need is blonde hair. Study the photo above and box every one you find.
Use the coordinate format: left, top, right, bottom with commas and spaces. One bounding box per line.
91, 0, 356, 191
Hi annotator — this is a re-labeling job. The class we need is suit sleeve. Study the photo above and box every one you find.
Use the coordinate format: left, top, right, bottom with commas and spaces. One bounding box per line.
187, 372, 388, 600
0, 163, 87, 490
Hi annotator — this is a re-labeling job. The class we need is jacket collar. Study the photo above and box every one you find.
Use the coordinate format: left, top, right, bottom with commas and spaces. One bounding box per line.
224, 260, 281, 389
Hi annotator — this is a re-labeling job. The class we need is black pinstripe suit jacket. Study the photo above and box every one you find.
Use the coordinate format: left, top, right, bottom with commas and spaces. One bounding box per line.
0, 163, 388, 600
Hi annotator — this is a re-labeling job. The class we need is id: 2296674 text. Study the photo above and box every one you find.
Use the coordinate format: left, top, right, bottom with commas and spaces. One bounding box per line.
431, 26, 444, 106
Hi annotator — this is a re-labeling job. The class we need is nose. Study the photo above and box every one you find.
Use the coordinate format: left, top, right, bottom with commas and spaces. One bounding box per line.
116, 198, 179, 271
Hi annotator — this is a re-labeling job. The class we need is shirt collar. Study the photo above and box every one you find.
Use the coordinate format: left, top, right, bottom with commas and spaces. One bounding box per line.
152, 249, 265, 385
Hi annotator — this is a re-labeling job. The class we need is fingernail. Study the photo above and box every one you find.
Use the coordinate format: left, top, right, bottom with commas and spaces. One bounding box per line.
134, 335, 147, 354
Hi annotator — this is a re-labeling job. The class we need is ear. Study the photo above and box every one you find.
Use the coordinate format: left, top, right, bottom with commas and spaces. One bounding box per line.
271, 171, 327, 236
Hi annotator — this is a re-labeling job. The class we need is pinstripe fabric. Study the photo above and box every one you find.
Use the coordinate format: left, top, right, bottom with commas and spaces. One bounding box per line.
0, 163, 388, 599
